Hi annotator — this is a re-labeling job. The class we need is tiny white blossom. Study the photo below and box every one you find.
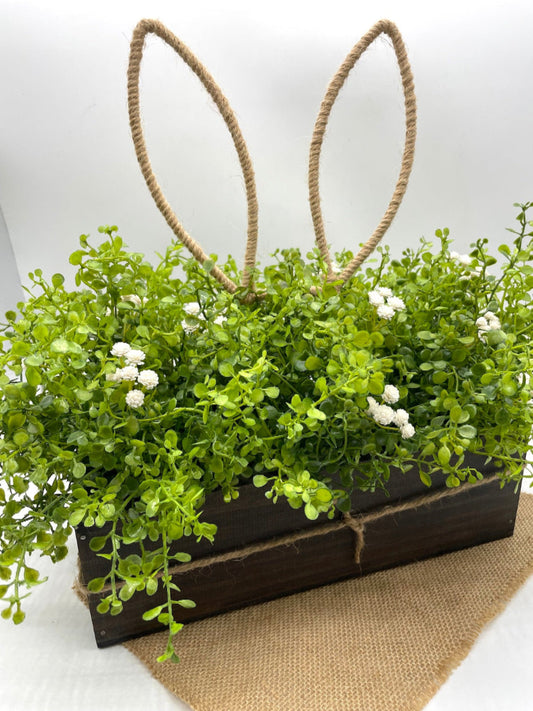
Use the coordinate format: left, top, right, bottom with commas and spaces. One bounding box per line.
137, 369, 159, 390
400, 423, 416, 439
372, 404, 395, 426
485, 312, 501, 329
366, 396, 379, 415
121, 294, 142, 307
214, 314, 227, 326
184, 302, 201, 316
393, 409, 410, 427
111, 342, 131, 357
182, 319, 199, 334
126, 389, 145, 408
106, 370, 121, 382
382, 384, 400, 404
376, 287, 393, 298
125, 349, 146, 366
477, 312, 501, 340
368, 290, 385, 306
329, 260, 340, 274
459, 265, 483, 281
450, 251, 472, 266
387, 296, 405, 312
116, 366, 139, 382
377, 304, 395, 320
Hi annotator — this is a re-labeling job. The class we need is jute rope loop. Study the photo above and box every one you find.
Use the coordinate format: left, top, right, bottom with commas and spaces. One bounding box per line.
127, 19, 259, 294
77, 474, 501, 602
308, 19, 417, 284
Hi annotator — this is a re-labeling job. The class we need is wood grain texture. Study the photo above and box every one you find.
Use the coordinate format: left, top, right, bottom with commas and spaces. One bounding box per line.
76, 456, 520, 648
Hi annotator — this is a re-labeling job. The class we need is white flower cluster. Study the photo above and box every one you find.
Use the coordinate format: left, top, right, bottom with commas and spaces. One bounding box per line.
367, 387, 415, 439
450, 252, 482, 279
120, 294, 142, 307
181, 302, 204, 333
107, 342, 159, 408
476, 311, 501, 342
181, 302, 227, 333
368, 287, 405, 321
450, 251, 472, 266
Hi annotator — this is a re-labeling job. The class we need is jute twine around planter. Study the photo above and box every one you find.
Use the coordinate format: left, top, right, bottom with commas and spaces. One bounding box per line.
157, 471, 500, 579
124, 493, 533, 711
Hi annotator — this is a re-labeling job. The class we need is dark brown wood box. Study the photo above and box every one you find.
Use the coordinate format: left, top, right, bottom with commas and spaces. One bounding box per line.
76, 453, 521, 648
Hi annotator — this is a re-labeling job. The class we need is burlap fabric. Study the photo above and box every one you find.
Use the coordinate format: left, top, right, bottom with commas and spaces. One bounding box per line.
125, 494, 533, 711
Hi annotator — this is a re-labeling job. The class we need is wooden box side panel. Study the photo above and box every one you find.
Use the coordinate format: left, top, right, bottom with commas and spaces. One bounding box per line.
76, 452, 502, 582
86, 477, 520, 648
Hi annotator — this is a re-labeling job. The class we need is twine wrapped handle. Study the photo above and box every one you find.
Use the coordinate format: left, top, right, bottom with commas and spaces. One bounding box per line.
127, 19, 259, 294
309, 19, 417, 284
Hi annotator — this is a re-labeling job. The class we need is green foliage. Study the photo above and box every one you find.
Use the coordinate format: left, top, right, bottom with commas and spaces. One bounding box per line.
1, 206, 532, 662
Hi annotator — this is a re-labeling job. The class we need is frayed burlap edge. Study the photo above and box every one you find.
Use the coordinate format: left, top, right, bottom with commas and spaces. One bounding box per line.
408, 545, 533, 711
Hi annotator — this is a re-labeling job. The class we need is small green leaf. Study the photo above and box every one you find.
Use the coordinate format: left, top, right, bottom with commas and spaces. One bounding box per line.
12, 610, 26, 625
25, 367, 42, 387
96, 599, 110, 614
305, 356, 323, 371
419, 471, 432, 487
438, 445, 451, 467
68, 509, 85, 527
72, 462, 86, 479
264, 386, 279, 398
304, 502, 319, 520
24, 567, 39, 584
119, 583, 135, 602
177, 599, 196, 609
89, 536, 107, 552
146, 578, 158, 596
50, 338, 70, 354
87, 577, 106, 593
457, 424, 477, 440
307, 407, 326, 421
174, 552, 192, 563
13, 430, 29, 446
218, 362, 234, 377
417, 331, 434, 341
69, 250, 85, 266
142, 605, 165, 621
193, 383, 208, 398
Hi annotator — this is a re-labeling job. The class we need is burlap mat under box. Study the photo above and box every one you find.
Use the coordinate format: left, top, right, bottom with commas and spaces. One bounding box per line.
125, 493, 533, 711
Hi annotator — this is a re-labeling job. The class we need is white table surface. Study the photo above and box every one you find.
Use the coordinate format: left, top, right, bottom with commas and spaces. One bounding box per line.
2, 489, 532, 711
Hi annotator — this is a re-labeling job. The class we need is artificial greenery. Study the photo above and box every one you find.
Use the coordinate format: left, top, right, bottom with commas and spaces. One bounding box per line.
1, 203, 532, 662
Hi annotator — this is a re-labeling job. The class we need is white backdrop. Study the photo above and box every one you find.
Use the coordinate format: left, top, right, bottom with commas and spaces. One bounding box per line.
0, 1, 532, 709
0, 0, 532, 293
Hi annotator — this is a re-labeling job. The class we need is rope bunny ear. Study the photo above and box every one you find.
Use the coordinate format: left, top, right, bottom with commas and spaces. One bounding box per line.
308, 19, 417, 284
128, 19, 259, 294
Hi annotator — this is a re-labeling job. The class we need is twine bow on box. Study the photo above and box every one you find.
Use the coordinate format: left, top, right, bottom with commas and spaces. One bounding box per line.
127, 18, 417, 297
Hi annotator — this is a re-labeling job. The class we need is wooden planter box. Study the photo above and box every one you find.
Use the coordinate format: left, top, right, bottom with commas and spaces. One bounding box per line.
76, 452, 521, 648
